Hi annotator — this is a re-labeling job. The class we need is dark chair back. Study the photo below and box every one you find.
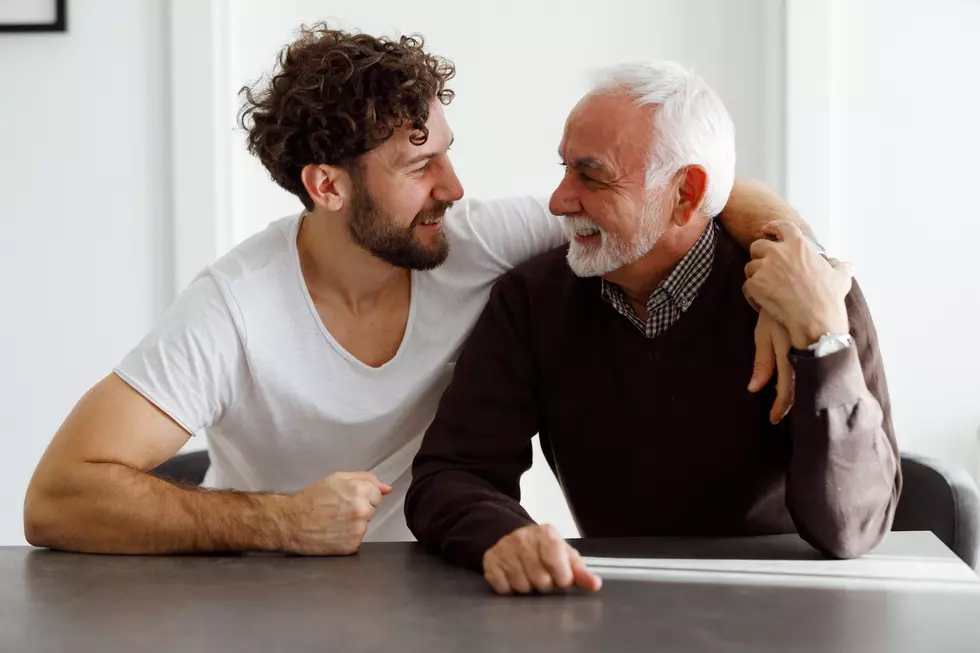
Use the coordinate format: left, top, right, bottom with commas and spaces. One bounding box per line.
893, 451, 980, 568
152, 450, 210, 486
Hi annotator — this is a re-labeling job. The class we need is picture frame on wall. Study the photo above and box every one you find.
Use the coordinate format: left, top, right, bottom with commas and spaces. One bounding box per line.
0, 0, 66, 33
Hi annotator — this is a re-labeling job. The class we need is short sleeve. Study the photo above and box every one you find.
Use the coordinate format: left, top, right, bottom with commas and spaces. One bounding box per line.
113, 273, 248, 435
459, 197, 568, 273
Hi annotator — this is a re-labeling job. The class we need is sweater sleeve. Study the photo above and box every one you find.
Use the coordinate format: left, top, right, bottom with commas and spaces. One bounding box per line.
785, 280, 902, 558
405, 272, 540, 571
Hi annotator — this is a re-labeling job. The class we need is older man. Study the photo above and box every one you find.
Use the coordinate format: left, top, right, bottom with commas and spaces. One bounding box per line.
405, 62, 901, 594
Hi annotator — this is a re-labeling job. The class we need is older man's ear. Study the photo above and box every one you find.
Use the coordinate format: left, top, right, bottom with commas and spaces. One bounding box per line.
670, 166, 709, 226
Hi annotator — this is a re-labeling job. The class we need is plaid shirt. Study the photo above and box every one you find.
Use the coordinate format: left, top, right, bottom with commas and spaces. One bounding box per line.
601, 220, 718, 339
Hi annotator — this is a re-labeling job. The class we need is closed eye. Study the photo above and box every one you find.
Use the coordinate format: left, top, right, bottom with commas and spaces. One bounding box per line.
560, 160, 601, 184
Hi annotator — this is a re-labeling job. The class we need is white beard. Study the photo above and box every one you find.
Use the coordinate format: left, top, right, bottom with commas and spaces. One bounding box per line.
562, 194, 668, 278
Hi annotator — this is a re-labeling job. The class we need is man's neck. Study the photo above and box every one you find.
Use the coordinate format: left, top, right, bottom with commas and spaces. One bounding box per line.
603, 217, 710, 308
297, 208, 409, 313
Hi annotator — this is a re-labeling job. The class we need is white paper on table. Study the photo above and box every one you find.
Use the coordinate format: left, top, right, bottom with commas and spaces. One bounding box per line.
580, 554, 980, 593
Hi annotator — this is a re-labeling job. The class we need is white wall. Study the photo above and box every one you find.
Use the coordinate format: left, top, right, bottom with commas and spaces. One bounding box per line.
787, 0, 980, 477
0, 0, 171, 544
222, 0, 783, 241
189, 0, 784, 536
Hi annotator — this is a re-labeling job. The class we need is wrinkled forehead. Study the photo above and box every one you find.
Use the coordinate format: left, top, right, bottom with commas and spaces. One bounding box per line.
560, 93, 656, 174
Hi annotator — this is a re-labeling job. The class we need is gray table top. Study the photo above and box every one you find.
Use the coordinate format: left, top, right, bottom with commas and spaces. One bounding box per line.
2, 531, 979, 653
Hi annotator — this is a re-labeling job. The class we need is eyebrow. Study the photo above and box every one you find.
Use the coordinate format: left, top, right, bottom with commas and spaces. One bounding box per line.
403, 134, 455, 167
559, 149, 610, 175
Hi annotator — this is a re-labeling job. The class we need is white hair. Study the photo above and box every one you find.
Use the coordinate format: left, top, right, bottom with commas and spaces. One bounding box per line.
591, 61, 736, 218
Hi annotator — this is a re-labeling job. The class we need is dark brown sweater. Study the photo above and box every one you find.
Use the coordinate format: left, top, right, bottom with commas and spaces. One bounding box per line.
406, 228, 901, 572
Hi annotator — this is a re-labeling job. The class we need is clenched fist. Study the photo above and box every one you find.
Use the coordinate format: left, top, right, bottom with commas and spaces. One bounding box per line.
282, 471, 391, 556
482, 524, 602, 595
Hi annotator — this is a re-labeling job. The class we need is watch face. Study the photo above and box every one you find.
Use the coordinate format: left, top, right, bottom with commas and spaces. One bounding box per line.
813, 333, 853, 358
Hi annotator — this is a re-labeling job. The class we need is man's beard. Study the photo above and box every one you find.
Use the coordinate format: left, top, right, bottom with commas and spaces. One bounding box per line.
347, 187, 453, 271
563, 191, 667, 278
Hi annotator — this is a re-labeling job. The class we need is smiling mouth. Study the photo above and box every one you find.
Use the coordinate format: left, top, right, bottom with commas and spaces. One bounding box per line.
418, 215, 443, 226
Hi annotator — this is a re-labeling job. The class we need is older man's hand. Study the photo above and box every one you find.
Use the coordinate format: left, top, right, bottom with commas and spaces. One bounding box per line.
748, 312, 795, 424
482, 524, 602, 595
743, 221, 853, 351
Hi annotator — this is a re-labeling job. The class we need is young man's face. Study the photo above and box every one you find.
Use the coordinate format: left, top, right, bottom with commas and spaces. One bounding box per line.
348, 100, 464, 270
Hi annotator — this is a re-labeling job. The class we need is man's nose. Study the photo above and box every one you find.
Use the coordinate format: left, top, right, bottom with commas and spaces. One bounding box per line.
433, 158, 464, 202
549, 175, 581, 216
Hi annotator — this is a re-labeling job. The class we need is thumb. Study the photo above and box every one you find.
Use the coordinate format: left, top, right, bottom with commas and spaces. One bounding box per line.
355, 472, 392, 494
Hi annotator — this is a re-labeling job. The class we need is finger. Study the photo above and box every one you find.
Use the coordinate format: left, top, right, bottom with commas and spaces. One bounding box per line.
569, 549, 602, 592
771, 327, 796, 424
831, 259, 855, 280
761, 220, 803, 243
518, 537, 554, 593
749, 237, 778, 260
356, 482, 384, 507
537, 525, 573, 589
742, 280, 762, 313
349, 472, 393, 494
744, 259, 763, 279
748, 314, 775, 393
350, 497, 376, 522
499, 553, 532, 595
484, 561, 512, 595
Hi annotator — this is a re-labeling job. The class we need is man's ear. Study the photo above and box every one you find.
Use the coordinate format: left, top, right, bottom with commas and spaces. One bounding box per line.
300, 164, 351, 212
670, 165, 709, 227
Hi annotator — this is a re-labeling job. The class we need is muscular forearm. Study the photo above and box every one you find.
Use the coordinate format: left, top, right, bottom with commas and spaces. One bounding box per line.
24, 460, 290, 554
785, 347, 899, 558
719, 178, 816, 249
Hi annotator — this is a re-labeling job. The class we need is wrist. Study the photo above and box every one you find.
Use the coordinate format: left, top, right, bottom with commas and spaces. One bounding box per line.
790, 312, 849, 350
243, 493, 295, 552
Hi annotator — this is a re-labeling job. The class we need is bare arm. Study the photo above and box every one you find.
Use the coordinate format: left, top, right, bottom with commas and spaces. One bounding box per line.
24, 374, 293, 554
718, 178, 817, 249
25, 374, 388, 555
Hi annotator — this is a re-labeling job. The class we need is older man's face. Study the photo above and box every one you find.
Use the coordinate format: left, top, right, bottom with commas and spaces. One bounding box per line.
549, 93, 669, 277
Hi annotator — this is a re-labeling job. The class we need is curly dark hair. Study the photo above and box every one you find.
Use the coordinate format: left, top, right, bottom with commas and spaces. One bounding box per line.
238, 23, 456, 209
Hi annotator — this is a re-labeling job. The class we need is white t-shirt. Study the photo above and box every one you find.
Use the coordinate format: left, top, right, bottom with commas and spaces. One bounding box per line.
114, 197, 566, 541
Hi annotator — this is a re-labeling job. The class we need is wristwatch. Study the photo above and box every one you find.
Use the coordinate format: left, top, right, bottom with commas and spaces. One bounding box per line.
794, 332, 854, 358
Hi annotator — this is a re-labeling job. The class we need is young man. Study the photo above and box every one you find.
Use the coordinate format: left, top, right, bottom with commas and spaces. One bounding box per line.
25, 27, 812, 555
405, 62, 899, 594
